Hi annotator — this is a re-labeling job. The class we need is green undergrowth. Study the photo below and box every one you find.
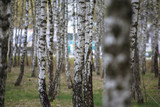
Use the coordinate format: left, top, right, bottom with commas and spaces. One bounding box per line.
5, 59, 160, 107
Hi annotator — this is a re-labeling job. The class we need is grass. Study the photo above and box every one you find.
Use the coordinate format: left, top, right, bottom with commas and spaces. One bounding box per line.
4, 59, 160, 107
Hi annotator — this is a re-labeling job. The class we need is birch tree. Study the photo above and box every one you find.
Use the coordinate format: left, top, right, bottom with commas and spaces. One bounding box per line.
51, 0, 65, 100
13, 0, 18, 67
31, 0, 40, 77
38, 0, 50, 106
8, 0, 15, 73
31, 0, 35, 60
151, 0, 159, 78
103, 0, 132, 107
65, 0, 73, 89
47, 0, 54, 97
72, 0, 86, 106
130, 0, 143, 103
83, 0, 95, 106
0, 0, 11, 106
94, 0, 101, 75
15, 0, 29, 86
18, 0, 25, 66
140, 0, 148, 75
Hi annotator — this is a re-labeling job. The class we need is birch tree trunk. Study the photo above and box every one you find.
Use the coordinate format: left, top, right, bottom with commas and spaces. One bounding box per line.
47, 0, 54, 97
72, 0, 86, 106
130, 0, 143, 103
31, 0, 35, 60
94, 0, 101, 75
38, 0, 51, 106
31, 0, 36, 77
65, 0, 73, 89
26, 49, 29, 66
83, 0, 95, 106
15, 0, 29, 86
31, 0, 40, 77
140, 0, 148, 75
18, 0, 25, 66
72, 0, 76, 56
103, 0, 132, 107
83, 0, 91, 106
151, 0, 159, 77
8, 0, 15, 73
50, 0, 65, 100
13, 0, 18, 67
0, 0, 11, 106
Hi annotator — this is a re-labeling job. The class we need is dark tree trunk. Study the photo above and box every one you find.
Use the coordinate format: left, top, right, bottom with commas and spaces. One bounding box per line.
0, 0, 11, 106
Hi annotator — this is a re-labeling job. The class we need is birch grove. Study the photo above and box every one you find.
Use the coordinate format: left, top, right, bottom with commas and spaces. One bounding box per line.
0, 0, 160, 107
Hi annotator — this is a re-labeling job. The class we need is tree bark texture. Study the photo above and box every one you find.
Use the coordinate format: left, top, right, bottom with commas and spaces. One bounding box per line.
103, 0, 132, 107
72, 0, 86, 107
0, 0, 11, 106
38, 0, 51, 106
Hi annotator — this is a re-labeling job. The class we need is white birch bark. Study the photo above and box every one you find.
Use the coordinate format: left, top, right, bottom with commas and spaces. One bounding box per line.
32, 0, 40, 77
38, 0, 50, 106
51, 0, 65, 100
47, 0, 54, 97
103, 0, 132, 107
130, 0, 143, 103
72, 0, 86, 106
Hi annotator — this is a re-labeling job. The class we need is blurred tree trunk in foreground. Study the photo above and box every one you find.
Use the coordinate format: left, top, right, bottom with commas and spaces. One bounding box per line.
0, 0, 11, 106
103, 0, 132, 107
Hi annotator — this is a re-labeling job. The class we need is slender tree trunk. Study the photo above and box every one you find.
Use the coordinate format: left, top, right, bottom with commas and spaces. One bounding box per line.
72, 0, 76, 56
50, 0, 65, 101
130, 0, 143, 103
151, 0, 159, 77
103, 0, 132, 107
31, 0, 39, 77
94, 0, 101, 76
38, 0, 51, 106
47, 0, 54, 97
26, 49, 29, 66
18, 0, 25, 66
72, 0, 86, 107
31, 0, 35, 60
141, 0, 148, 75
15, 0, 29, 86
30, 0, 36, 76
65, 0, 73, 89
13, 0, 18, 67
0, 0, 11, 106
8, 0, 16, 73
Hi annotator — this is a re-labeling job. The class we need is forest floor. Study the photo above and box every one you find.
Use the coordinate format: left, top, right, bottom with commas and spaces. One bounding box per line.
5, 58, 160, 107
